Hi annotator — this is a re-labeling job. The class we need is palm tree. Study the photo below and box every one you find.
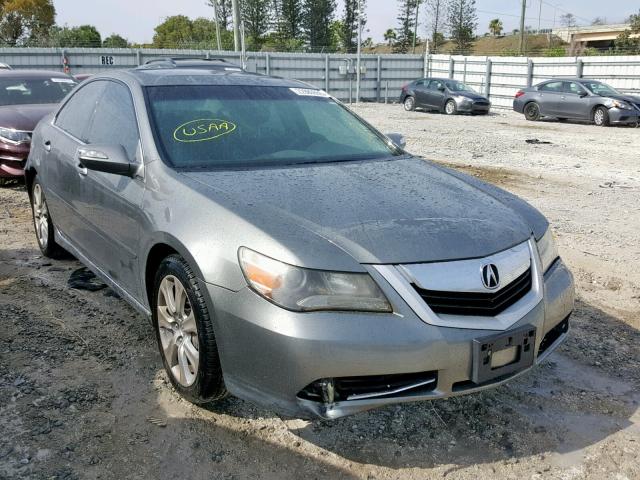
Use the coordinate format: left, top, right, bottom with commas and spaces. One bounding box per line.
383, 28, 396, 46
489, 18, 503, 36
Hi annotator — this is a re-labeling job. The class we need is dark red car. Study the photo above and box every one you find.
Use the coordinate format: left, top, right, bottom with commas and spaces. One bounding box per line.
0, 70, 77, 185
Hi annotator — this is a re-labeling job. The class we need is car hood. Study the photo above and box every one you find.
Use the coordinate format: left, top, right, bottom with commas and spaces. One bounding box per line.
183, 157, 537, 265
603, 93, 640, 105
451, 91, 488, 101
0, 104, 56, 131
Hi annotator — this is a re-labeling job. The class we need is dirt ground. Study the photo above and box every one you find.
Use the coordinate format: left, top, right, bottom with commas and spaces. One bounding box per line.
1, 106, 639, 480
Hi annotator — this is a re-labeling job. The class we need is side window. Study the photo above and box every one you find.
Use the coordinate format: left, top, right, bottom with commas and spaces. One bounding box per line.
428, 80, 444, 90
55, 81, 106, 140
415, 79, 426, 86
539, 81, 563, 93
86, 82, 140, 161
565, 82, 586, 95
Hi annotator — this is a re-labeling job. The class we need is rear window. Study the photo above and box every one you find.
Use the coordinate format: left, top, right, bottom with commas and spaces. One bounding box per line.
145, 85, 401, 169
0, 77, 77, 106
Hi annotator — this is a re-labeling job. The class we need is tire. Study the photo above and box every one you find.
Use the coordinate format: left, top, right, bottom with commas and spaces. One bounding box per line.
557, 118, 568, 122
403, 96, 415, 111
593, 106, 610, 127
152, 254, 227, 404
444, 99, 457, 115
524, 102, 540, 121
30, 177, 65, 258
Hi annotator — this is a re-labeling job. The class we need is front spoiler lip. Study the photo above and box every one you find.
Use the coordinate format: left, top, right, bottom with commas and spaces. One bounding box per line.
297, 325, 569, 420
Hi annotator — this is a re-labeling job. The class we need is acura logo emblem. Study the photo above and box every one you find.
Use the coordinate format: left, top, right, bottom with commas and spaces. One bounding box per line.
481, 264, 500, 290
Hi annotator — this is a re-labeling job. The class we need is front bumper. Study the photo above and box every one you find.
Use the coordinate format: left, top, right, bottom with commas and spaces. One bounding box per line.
608, 107, 640, 125
0, 142, 30, 178
203, 258, 574, 419
456, 98, 491, 114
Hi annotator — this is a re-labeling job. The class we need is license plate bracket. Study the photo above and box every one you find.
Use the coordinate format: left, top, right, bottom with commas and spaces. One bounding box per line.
471, 324, 536, 384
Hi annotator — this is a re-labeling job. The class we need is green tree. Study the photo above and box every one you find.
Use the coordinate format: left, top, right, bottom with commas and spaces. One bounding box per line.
102, 33, 129, 48
241, 0, 271, 50
303, 0, 336, 52
615, 10, 640, 54
153, 15, 194, 48
207, 0, 232, 29
278, 0, 303, 39
0, 0, 55, 45
425, 0, 445, 53
489, 18, 502, 36
447, 0, 477, 54
395, 0, 417, 53
341, 0, 366, 53
51, 24, 101, 47
383, 27, 396, 46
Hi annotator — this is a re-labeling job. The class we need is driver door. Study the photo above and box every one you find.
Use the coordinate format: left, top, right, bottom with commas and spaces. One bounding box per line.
425, 80, 446, 109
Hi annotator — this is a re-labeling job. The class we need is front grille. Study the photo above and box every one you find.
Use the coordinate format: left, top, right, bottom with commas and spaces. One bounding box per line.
474, 101, 490, 106
298, 371, 438, 403
413, 268, 532, 316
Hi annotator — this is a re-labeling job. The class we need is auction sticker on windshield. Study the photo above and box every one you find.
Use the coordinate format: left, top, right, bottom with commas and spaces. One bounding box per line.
173, 119, 237, 143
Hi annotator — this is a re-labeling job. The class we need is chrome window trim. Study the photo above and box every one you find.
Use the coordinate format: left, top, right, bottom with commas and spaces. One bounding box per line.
374, 238, 543, 331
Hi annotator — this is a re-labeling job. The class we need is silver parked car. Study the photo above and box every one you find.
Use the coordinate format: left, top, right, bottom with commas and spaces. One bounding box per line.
26, 67, 574, 419
514, 78, 640, 126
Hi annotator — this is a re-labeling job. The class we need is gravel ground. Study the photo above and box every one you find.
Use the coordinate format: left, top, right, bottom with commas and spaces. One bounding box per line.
1, 105, 639, 480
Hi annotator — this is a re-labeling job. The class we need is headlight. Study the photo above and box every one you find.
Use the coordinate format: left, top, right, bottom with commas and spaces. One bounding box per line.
238, 247, 392, 312
455, 95, 471, 103
536, 229, 559, 273
0, 127, 31, 145
607, 99, 632, 110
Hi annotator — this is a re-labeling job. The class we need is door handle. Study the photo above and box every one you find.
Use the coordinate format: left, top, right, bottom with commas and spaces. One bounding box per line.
43, 140, 51, 152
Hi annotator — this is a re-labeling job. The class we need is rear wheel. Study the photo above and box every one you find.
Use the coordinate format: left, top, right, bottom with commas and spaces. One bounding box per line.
403, 96, 415, 111
593, 106, 609, 127
30, 178, 65, 258
153, 254, 227, 404
444, 99, 457, 115
524, 102, 540, 121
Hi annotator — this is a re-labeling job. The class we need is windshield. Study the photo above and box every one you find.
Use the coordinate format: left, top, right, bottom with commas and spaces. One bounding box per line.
582, 81, 620, 96
145, 85, 401, 169
445, 81, 475, 93
0, 77, 77, 106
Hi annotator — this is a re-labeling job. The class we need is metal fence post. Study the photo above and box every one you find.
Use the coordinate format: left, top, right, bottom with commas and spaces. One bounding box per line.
485, 59, 492, 98
527, 58, 534, 87
576, 58, 584, 78
265, 53, 270, 76
463, 57, 468, 82
136, 49, 141, 66
385, 81, 388, 104
448, 57, 454, 78
376, 55, 382, 103
325, 54, 330, 93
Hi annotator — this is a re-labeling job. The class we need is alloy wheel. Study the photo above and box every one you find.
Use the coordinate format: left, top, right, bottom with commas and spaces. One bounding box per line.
445, 100, 456, 115
594, 109, 604, 126
32, 183, 49, 249
404, 97, 414, 111
157, 275, 199, 387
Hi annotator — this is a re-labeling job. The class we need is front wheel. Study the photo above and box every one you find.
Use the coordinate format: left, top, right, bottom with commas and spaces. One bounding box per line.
524, 102, 540, 121
403, 96, 415, 111
593, 106, 610, 127
444, 99, 457, 115
153, 254, 227, 404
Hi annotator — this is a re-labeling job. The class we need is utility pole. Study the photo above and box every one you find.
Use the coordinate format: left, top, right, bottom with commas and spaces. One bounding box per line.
355, 0, 362, 104
231, 0, 241, 52
538, 0, 543, 32
519, 0, 527, 55
212, 0, 222, 51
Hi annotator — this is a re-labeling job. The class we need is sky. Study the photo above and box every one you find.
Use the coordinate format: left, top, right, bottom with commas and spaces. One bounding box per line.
53, 0, 636, 45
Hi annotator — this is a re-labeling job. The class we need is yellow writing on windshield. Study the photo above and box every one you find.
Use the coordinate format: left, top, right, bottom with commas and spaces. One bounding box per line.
173, 119, 237, 143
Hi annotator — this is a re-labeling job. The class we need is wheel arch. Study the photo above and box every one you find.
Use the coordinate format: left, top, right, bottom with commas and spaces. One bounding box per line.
591, 103, 607, 119
25, 167, 37, 200
143, 234, 207, 308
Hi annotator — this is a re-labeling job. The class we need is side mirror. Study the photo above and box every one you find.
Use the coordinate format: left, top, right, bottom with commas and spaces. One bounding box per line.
579, 91, 589, 98
386, 132, 406, 149
438, 86, 446, 92
77, 144, 134, 177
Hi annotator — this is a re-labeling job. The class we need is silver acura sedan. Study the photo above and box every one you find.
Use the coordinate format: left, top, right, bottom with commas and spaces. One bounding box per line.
25, 67, 574, 419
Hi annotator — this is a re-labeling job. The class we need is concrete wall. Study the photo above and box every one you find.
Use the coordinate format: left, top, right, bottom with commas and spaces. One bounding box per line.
1, 48, 639, 108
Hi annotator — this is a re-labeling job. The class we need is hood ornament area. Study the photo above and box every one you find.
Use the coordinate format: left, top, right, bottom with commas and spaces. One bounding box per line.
481, 264, 500, 290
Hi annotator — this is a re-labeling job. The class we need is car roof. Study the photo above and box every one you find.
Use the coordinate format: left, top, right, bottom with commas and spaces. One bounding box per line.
140, 57, 243, 71
108, 68, 312, 89
0, 69, 74, 79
